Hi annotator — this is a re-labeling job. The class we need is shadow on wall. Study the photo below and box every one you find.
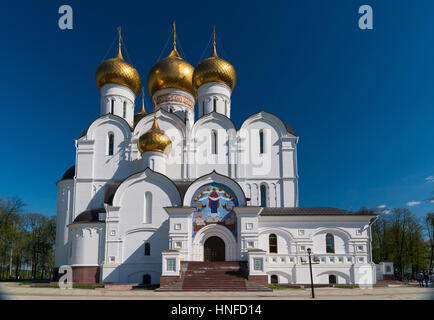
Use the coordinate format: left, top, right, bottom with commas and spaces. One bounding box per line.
103, 220, 170, 285
87, 140, 141, 210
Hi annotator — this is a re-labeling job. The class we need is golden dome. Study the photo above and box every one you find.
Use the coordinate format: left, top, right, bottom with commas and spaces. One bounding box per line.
193, 32, 236, 91
138, 102, 172, 154
95, 29, 141, 96
147, 23, 195, 97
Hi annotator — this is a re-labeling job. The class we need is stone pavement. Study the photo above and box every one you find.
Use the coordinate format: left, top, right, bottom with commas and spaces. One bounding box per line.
0, 282, 433, 300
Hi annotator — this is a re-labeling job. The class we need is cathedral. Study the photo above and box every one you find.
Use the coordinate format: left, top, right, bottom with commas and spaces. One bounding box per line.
54, 25, 377, 288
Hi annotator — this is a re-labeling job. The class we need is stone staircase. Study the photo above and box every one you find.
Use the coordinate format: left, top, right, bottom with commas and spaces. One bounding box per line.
157, 261, 271, 292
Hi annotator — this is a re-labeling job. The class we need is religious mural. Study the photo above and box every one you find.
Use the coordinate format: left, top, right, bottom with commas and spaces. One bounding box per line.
191, 183, 238, 238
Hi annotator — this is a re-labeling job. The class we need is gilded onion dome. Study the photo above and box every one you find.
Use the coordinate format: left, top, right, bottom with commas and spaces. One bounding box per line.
193, 28, 236, 91
95, 28, 142, 96
147, 23, 195, 98
138, 100, 172, 154
134, 88, 148, 127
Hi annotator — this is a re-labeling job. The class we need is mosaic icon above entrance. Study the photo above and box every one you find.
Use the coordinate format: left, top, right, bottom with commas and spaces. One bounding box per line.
191, 183, 238, 238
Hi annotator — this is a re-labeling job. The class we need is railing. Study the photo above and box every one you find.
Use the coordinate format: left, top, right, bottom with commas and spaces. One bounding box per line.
264, 254, 367, 265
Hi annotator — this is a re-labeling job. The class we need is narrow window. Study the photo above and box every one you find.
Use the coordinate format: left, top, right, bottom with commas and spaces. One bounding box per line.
144, 242, 151, 256
213, 98, 216, 112
225, 100, 227, 116
270, 275, 278, 284
123, 101, 126, 118
144, 192, 152, 223
329, 275, 336, 284
202, 101, 205, 115
169, 108, 173, 113
326, 233, 335, 253
269, 234, 277, 253
259, 130, 264, 154
110, 99, 114, 114
167, 258, 176, 271
260, 184, 267, 207
108, 133, 114, 155
211, 130, 217, 154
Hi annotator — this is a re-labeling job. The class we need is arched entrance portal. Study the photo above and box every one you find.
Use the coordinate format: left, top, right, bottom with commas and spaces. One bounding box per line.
204, 236, 225, 261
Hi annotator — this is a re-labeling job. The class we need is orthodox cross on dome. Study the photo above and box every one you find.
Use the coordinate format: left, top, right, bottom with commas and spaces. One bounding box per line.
137, 87, 147, 115
169, 21, 180, 58
212, 25, 218, 57
152, 97, 160, 129
117, 26, 124, 59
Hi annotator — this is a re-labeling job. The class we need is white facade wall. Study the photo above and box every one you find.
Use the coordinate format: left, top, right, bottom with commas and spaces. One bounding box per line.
54, 179, 74, 268
101, 169, 181, 284
256, 217, 375, 284
68, 224, 105, 266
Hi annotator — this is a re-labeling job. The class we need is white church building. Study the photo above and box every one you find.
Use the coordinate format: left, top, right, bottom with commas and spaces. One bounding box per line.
54, 26, 378, 289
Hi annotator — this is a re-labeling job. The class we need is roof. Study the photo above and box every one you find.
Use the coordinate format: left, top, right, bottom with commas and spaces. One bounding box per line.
260, 207, 376, 216
61, 165, 75, 180
173, 180, 193, 200
285, 125, 296, 136
104, 179, 193, 206
104, 182, 122, 205
71, 208, 106, 224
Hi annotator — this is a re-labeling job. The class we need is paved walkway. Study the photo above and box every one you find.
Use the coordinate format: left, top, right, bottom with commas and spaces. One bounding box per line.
0, 282, 433, 300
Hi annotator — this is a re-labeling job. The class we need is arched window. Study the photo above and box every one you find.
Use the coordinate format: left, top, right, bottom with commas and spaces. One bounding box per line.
259, 130, 264, 154
144, 192, 152, 223
260, 184, 267, 207
213, 98, 217, 112
108, 133, 114, 155
269, 234, 277, 253
110, 99, 114, 114
329, 274, 336, 284
211, 130, 217, 154
270, 275, 278, 284
144, 242, 151, 256
123, 101, 126, 118
169, 108, 173, 113
142, 274, 151, 285
326, 233, 335, 253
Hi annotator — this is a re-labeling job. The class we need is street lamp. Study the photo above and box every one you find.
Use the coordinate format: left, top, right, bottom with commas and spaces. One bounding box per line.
307, 248, 315, 298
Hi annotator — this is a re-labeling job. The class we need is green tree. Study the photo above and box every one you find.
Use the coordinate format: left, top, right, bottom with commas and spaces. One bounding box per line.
425, 212, 434, 271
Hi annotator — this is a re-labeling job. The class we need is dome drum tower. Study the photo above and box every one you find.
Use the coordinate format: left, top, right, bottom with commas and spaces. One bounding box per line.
137, 100, 172, 175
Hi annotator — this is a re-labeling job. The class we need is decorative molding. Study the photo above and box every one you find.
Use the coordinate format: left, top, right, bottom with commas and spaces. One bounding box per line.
157, 93, 194, 109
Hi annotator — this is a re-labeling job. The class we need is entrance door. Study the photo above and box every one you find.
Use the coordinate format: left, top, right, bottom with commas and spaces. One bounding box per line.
204, 236, 225, 261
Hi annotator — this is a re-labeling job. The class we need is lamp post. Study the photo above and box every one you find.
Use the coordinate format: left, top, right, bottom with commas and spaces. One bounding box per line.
307, 248, 315, 298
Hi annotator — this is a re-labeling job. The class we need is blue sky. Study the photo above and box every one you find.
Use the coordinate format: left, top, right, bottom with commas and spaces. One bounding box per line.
0, 0, 432, 218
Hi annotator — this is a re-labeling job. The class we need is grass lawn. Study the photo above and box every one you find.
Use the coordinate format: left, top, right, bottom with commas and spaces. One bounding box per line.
18, 282, 103, 289
268, 285, 300, 290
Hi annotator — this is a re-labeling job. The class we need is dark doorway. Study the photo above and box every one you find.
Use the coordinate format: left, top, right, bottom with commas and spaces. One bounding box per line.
329, 275, 336, 284
142, 274, 151, 285
270, 275, 278, 284
204, 236, 225, 261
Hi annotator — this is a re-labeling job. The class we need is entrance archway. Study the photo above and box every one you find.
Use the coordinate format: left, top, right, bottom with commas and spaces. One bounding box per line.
204, 236, 225, 261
